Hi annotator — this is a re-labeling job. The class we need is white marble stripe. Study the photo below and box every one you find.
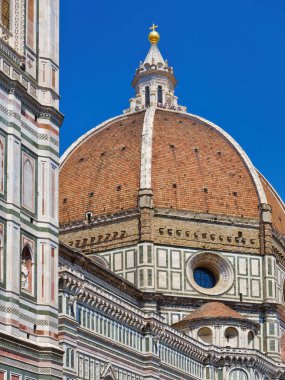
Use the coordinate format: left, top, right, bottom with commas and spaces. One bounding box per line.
140, 107, 156, 189
257, 169, 285, 211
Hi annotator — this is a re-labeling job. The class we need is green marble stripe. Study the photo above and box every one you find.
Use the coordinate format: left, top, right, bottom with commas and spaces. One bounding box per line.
21, 131, 59, 157
0, 365, 62, 380
20, 217, 58, 237
0, 116, 59, 156
0, 204, 20, 217
0, 206, 58, 237
0, 114, 21, 132
0, 293, 58, 318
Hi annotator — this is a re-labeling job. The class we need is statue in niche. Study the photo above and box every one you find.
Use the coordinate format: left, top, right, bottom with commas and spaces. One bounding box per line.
21, 244, 33, 292
21, 259, 29, 290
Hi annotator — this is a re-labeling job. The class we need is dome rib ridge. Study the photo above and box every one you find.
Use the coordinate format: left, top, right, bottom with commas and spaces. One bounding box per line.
140, 107, 156, 189
257, 169, 285, 211
257, 169, 285, 234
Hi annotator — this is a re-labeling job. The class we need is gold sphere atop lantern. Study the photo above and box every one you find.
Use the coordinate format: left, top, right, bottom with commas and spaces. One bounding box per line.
148, 23, 160, 45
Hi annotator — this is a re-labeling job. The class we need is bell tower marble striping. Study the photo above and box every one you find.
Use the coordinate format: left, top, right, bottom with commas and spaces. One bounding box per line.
0, 1, 63, 380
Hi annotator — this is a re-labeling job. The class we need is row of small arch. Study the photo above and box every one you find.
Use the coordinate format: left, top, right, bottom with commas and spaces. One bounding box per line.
198, 326, 255, 348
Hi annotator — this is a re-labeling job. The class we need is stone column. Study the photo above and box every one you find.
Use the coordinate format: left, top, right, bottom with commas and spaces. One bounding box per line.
263, 310, 281, 361
150, 88, 156, 107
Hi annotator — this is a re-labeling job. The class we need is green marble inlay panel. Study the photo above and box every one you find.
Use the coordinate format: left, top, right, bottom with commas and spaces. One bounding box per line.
157, 248, 168, 268
170, 249, 181, 269
157, 270, 168, 289
250, 258, 260, 277
171, 272, 182, 291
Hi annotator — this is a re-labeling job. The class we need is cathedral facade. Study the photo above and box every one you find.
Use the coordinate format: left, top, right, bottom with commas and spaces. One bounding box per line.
0, 2, 285, 380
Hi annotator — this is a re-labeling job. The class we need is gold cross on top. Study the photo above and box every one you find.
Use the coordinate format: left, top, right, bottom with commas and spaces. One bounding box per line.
149, 23, 158, 32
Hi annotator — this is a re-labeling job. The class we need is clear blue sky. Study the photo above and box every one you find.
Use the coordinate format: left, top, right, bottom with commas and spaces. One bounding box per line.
60, 0, 285, 201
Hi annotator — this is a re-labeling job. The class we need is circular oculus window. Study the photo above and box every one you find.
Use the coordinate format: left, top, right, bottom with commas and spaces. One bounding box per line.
187, 252, 234, 295
193, 267, 217, 289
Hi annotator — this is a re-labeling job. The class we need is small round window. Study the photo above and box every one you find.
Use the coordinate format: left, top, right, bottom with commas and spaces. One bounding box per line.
194, 267, 216, 289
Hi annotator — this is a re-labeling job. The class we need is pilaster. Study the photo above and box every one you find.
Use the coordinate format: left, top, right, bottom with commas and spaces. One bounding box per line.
264, 311, 281, 361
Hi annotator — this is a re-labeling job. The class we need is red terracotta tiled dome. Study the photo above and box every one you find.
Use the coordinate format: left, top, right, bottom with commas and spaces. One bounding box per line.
172, 302, 246, 327
60, 112, 143, 224
182, 302, 245, 321
59, 108, 284, 233
171, 302, 259, 331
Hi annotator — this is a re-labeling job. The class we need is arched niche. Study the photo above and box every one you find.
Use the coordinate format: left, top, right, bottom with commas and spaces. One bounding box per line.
225, 327, 239, 348
22, 155, 35, 211
21, 244, 33, 293
0, 224, 3, 281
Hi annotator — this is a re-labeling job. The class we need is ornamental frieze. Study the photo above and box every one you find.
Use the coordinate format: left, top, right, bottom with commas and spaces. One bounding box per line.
60, 218, 140, 254
154, 218, 260, 254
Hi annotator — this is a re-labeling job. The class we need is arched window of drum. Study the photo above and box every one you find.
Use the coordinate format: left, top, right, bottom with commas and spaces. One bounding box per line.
145, 86, 150, 107
248, 331, 254, 348
225, 327, 239, 348
22, 156, 35, 211
197, 327, 213, 345
1, 0, 10, 29
157, 85, 163, 104
0, 138, 4, 194
229, 369, 248, 380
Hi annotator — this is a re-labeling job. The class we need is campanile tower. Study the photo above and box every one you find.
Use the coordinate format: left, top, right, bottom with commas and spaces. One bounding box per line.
0, 1, 63, 379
